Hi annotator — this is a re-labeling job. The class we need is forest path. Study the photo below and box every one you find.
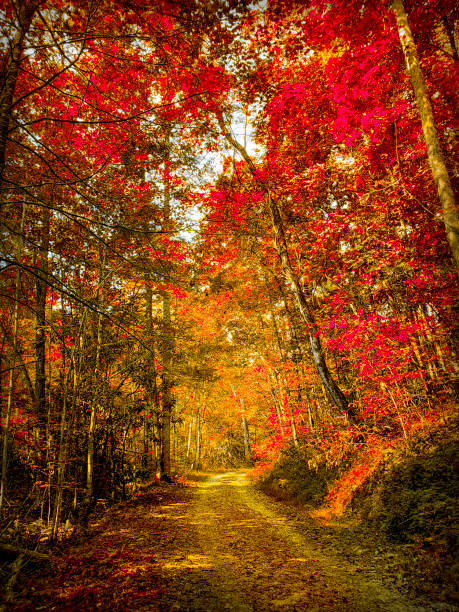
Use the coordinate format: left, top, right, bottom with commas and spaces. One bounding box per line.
158, 471, 424, 612
15, 471, 449, 611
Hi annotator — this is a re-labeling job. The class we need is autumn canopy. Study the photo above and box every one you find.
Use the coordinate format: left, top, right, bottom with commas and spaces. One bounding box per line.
0, 0, 457, 536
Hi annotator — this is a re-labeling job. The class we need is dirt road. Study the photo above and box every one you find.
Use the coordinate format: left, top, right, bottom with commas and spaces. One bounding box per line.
16, 471, 455, 611
154, 471, 432, 612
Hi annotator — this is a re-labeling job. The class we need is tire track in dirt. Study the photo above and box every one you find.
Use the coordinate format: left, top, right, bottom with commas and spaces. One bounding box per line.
15, 471, 453, 611
157, 471, 431, 611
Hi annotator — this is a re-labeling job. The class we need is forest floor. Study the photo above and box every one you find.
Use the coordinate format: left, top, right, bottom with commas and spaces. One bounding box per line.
10, 471, 458, 611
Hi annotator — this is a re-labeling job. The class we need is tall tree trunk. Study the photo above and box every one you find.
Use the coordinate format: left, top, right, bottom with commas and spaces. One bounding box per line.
0, 207, 24, 509
241, 411, 252, 464
269, 302, 300, 447
392, 0, 459, 271
34, 208, 50, 432
160, 156, 174, 480
257, 313, 286, 433
50, 349, 73, 542
186, 416, 194, 462
232, 384, 253, 464
284, 381, 299, 448
85, 245, 106, 509
267, 193, 352, 418
145, 278, 162, 474
220, 121, 352, 419
0, 1, 37, 184
143, 280, 154, 475
193, 398, 202, 470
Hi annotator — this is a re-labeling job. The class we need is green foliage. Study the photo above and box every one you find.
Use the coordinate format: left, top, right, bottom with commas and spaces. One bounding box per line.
365, 441, 458, 549
258, 445, 346, 506
348, 432, 459, 601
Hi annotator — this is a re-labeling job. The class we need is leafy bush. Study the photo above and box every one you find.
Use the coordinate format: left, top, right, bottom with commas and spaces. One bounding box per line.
257, 445, 347, 506
366, 441, 458, 551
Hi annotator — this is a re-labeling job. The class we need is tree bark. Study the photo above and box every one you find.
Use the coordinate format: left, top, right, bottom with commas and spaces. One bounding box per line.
442, 15, 458, 62
34, 207, 50, 431
186, 416, 194, 462
193, 398, 202, 470
392, 0, 459, 271
160, 285, 173, 478
220, 119, 352, 419
269, 302, 300, 447
143, 280, 154, 475
0, 209, 24, 509
241, 412, 252, 464
160, 157, 174, 480
85, 245, 106, 508
0, 1, 38, 184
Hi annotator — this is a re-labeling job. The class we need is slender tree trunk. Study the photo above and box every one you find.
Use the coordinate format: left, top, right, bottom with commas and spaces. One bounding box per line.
220, 121, 353, 419
231, 384, 252, 464
160, 146, 175, 480
267, 193, 352, 418
145, 279, 162, 474
50, 353, 72, 542
194, 399, 202, 470
143, 280, 154, 475
284, 380, 299, 448
50, 304, 87, 541
271, 390, 284, 431
241, 411, 252, 464
160, 287, 173, 478
186, 416, 194, 462
304, 385, 315, 430
85, 245, 106, 509
257, 313, 285, 432
392, 0, 459, 271
0, 215, 23, 509
269, 303, 300, 446
0, 1, 37, 184
442, 15, 458, 61
34, 207, 50, 432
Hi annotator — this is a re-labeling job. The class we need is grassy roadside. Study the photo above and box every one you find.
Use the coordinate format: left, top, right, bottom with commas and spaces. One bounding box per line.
255, 417, 459, 604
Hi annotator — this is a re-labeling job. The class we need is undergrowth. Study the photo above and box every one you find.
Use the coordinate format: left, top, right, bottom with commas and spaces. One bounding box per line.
352, 426, 459, 601
255, 415, 459, 602
255, 444, 351, 506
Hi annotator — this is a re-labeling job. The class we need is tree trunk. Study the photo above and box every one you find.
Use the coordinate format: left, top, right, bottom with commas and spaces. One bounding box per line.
392, 0, 459, 271
143, 280, 154, 475
160, 287, 173, 478
0, 1, 37, 184
194, 399, 202, 470
220, 120, 353, 419
50, 353, 71, 541
160, 164, 174, 480
269, 302, 300, 446
85, 245, 106, 509
0, 208, 24, 509
268, 193, 352, 417
186, 416, 194, 462
34, 207, 50, 431
285, 383, 299, 448
442, 15, 458, 61
241, 412, 252, 464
